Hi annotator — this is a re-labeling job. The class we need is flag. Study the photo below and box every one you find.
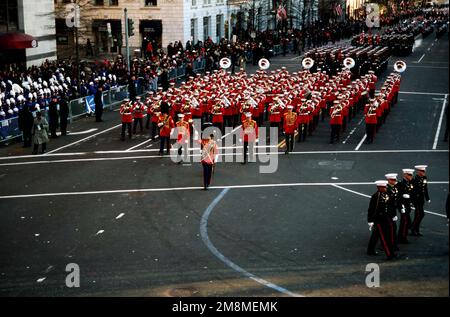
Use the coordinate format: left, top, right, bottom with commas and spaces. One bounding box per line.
276, 5, 287, 21
335, 4, 343, 16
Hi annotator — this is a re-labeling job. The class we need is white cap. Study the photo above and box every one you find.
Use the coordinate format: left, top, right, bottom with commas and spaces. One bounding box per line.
414, 165, 427, 171
245, 112, 252, 118
287, 105, 293, 109
402, 169, 414, 175
178, 113, 185, 118
375, 180, 388, 187
385, 173, 398, 180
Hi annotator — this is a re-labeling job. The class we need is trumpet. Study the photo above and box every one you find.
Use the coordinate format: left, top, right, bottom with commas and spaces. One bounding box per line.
330, 105, 342, 118
367, 104, 377, 116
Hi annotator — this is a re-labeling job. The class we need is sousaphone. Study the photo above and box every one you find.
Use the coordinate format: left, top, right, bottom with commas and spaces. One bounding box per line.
219, 57, 231, 69
258, 58, 270, 70
302, 57, 314, 70
343, 57, 356, 69
394, 60, 407, 73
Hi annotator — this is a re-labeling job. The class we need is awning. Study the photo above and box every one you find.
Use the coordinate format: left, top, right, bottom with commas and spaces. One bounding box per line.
0, 32, 38, 50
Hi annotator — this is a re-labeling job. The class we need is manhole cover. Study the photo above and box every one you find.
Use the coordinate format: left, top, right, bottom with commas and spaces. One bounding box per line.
306, 160, 354, 170
168, 287, 199, 297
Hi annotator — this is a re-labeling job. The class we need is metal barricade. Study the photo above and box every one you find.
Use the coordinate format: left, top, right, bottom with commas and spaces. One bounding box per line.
0, 116, 21, 143
176, 66, 186, 79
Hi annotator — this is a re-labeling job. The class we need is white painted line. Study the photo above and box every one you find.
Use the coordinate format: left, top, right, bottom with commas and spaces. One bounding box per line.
68, 128, 98, 136
125, 138, 153, 151
200, 188, 302, 297
342, 117, 364, 144
1, 149, 448, 167
44, 124, 122, 155
0, 181, 447, 200
432, 94, 448, 150
417, 54, 426, 63
0, 152, 87, 161
95, 230, 105, 235
221, 125, 241, 139
354, 134, 367, 151
115, 213, 125, 219
331, 184, 447, 218
398, 91, 448, 96
36, 277, 46, 283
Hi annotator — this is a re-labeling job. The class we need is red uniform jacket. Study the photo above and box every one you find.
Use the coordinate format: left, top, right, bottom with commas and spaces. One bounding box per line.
241, 119, 258, 142
158, 114, 175, 137
120, 104, 134, 123
283, 112, 297, 134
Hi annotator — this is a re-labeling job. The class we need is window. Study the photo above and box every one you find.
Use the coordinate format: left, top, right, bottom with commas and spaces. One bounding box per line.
145, 0, 157, 6
216, 14, 222, 41
109, 0, 118, 5
190, 18, 197, 43
0, 0, 19, 33
192, 0, 196, 6
203, 0, 211, 5
203, 16, 210, 41
93, 0, 104, 5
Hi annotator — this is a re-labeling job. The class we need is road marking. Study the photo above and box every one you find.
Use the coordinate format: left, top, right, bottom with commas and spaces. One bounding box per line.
200, 188, 302, 297
331, 184, 447, 218
432, 94, 448, 150
0, 181, 447, 200
45, 124, 122, 154
342, 117, 364, 144
115, 213, 125, 219
354, 134, 367, 151
417, 54, 426, 63
68, 128, 98, 136
0, 149, 448, 166
125, 138, 153, 151
398, 91, 448, 96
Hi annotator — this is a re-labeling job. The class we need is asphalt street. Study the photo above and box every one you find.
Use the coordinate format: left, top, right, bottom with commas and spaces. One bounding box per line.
0, 33, 448, 297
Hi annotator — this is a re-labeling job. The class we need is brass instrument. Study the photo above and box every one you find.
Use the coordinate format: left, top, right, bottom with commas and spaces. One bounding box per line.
330, 105, 342, 118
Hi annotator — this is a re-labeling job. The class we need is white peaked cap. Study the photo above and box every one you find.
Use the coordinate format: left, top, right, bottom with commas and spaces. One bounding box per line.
402, 169, 414, 175
385, 173, 398, 180
375, 180, 388, 187
414, 165, 427, 171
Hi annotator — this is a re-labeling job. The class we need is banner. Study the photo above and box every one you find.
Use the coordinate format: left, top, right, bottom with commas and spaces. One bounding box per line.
85, 95, 96, 114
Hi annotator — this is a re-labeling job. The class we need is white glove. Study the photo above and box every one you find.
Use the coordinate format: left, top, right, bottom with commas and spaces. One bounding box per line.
157, 123, 163, 127
255, 138, 259, 143
368, 222, 374, 231
402, 194, 410, 199
393, 216, 398, 222
427, 200, 431, 203
239, 138, 242, 143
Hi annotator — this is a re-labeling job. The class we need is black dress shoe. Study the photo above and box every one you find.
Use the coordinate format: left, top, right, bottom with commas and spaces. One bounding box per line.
367, 251, 379, 256
398, 239, 409, 244
410, 231, 419, 236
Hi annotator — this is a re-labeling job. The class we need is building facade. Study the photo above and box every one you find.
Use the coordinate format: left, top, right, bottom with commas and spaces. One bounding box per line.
227, 0, 320, 35
54, 0, 229, 59
0, 0, 56, 68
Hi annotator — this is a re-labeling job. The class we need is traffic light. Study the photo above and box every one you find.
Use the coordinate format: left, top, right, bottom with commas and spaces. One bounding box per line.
127, 18, 134, 37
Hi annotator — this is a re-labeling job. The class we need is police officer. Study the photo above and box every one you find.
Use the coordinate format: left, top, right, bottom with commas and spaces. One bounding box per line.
367, 180, 397, 260
397, 169, 415, 244
411, 165, 430, 236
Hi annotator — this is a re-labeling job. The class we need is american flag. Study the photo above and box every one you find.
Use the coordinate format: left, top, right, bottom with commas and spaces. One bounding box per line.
335, 3, 343, 16
277, 5, 287, 21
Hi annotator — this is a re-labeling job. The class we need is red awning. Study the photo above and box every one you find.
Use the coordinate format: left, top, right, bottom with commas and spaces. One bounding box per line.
0, 32, 38, 50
